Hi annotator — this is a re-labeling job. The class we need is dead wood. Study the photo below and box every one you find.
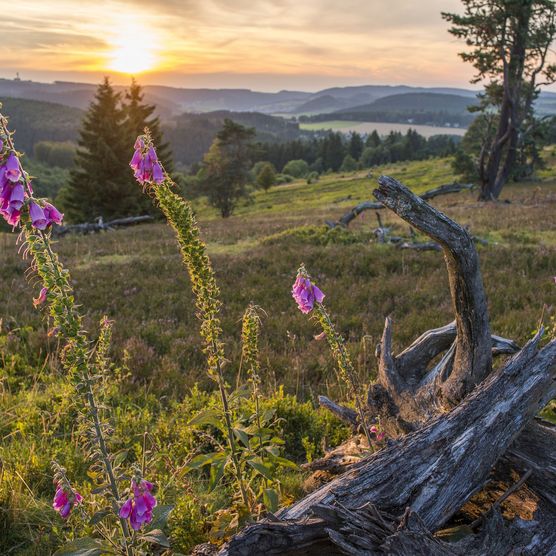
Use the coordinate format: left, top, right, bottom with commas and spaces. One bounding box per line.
213, 176, 556, 556
330, 182, 473, 228
52, 215, 154, 236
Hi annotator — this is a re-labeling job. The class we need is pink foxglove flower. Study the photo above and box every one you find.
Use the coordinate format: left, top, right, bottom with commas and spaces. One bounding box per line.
29, 201, 48, 230
130, 136, 165, 185
4, 152, 21, 183
292, 273, 325, 314
43, 202, 64, 225
33, 287, 48, 307
9, 182, 24, 210
119, 478, 157, 531
53, 484, 82, 519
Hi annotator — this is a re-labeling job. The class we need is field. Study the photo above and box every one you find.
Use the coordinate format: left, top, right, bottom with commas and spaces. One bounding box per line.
299, 120, 467, 137
1, 156, 556, 553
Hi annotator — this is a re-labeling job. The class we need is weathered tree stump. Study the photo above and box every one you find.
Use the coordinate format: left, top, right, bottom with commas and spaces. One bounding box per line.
215, 176, 556, 555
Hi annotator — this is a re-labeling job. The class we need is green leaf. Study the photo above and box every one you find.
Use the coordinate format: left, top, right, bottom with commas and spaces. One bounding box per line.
263, 488, 279, 512
208, 460, 226, 492
233, 427, 250, 448
268, 454, 299, 470
147, 504, 174, 531
53, 537, 113, 556
90, 485, 109, 495
183, 451, 220, 472
112, 450, 128, 468
187, 408, 221, 429
89, 509, 111, 525
247, 458, 273, 480
140, 529, 171, 548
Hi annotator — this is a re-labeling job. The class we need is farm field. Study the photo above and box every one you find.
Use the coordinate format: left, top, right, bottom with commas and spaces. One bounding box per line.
299, 120, 467, 137
1, 156, 556, 553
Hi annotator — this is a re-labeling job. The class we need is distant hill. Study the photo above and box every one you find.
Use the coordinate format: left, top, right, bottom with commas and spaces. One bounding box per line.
351, 92, 479, 113
0, 96, 306, 166
302, 92, 480, 127
165, 110, 305, 166
0, 97, 83, 154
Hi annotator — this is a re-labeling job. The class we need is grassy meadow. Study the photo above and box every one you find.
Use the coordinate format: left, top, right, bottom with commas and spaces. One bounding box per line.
1, 155, 556, 553
299, 120, 467, 137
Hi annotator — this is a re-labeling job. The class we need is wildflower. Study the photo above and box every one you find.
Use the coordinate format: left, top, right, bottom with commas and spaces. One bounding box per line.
130, 136, 164, 185
0, 205, 20, 227
370, 425, 385, 442
9, 182, 24, 210
43, 202, 64, 225
53, 484, 82, 519
33, 287, 48, 307
119, 477, 157, 531
292, 271, 325, 314
4, 152, 21, 182
29, 201, 47, 230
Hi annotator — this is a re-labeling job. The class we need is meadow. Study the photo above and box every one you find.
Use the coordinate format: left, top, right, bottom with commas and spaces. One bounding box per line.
1, 155, 555, 553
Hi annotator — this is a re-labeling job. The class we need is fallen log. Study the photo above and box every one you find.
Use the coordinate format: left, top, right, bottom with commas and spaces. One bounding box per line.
214, 176, 556, 555
52, 215, 154, 236
330, 182, 473, 228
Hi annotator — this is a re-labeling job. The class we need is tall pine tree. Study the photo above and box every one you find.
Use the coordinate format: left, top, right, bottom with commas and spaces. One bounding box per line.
62, 78, 139, 221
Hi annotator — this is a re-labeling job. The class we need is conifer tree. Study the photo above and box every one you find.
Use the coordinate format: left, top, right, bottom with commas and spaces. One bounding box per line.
62, 77, 139, 222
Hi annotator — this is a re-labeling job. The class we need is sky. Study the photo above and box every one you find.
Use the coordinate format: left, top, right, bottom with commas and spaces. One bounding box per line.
0, 0, 481, 92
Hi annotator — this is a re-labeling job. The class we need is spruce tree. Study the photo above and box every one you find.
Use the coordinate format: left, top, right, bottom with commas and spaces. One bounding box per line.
62, 77, 139, 222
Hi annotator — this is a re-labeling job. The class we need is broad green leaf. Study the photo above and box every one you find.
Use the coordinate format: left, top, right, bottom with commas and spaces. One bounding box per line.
208, 460, 226, 492
233, 427, 250, 448
147, 504, 174, 530
247, 458, 273, 480
263, 488, 279, 512
268, 454, 299, 470
183, 451, 220, 472
53, 537, 113, 556
140, 528, 171, 548
89, 509, 111, 525
112, 450, 128, 468
187, 408, 221, 429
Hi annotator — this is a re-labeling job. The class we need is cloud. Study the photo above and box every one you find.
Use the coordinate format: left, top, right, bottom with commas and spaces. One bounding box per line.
0, 0, 480, 90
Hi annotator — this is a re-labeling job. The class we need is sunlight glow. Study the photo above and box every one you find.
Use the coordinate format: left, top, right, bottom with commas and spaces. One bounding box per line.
108, 20, 158, 74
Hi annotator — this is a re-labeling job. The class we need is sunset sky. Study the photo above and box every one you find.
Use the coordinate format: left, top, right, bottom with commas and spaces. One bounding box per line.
1, 0, 480, 91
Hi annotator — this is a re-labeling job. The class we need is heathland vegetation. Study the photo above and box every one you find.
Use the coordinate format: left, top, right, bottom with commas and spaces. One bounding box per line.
1, 1, 556, 553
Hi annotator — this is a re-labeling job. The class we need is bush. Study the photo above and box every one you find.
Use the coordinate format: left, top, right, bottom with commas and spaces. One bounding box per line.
282, 159, 309, 178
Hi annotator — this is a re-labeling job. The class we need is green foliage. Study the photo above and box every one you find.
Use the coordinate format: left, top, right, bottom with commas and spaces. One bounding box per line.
256, 162, 277, 190
199, 119, 256, 217
340, 154, 357, 172
282, 158, 310, 178
33, 141, 76, 169
442, 0, 556, 198
0, 97, 82, 155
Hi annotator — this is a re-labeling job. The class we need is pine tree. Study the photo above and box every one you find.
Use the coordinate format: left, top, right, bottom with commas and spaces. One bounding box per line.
348, 132, 364, 161
61, 78, 139, 222
200, 119, 255, 217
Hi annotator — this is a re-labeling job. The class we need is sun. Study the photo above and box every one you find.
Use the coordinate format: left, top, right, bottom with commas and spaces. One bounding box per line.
108, 22, 157, 74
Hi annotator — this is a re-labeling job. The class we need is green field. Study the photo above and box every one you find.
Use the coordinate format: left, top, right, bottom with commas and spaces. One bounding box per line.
300, 120, 467, 137
1, 156, 556, 553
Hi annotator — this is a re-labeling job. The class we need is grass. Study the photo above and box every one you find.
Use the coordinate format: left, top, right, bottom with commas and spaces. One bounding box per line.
1, 155, 555, 553
299, 120, 467, 137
